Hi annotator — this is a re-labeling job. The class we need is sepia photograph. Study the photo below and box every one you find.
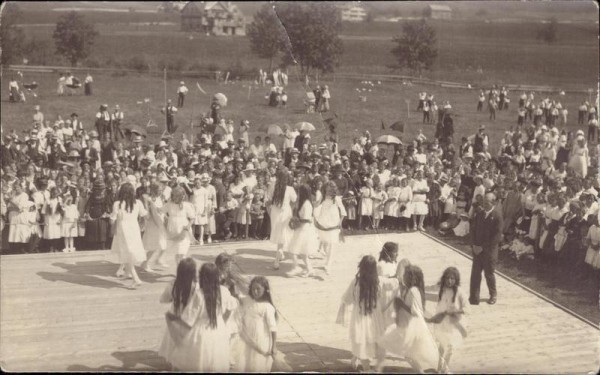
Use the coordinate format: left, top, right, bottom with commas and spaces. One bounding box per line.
0, 0, 598, 372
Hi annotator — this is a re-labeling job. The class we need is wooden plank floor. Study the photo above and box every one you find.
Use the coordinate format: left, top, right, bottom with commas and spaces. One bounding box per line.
1, 233, 598, 373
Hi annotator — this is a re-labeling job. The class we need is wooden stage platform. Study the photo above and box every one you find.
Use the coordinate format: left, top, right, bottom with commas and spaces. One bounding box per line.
1, 232, 598, 372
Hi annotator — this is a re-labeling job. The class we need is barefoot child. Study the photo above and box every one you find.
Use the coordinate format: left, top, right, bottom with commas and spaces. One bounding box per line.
429, 267, 468, 373
234, 276, 278, 372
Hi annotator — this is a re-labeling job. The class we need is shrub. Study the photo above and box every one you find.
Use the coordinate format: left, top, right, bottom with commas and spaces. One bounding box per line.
83, 58, 101, 68
126, 56, 150, 72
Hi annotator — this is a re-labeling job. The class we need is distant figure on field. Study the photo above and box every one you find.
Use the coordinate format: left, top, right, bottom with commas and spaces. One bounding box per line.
84, 73, 93, 96
177, 81, 188, 108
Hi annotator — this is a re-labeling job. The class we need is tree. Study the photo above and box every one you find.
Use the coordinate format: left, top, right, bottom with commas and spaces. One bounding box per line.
0, 3, 26, 65
537, 17, 558, 44
422, 6, 432, 18
275, 2, 343, 75
53, 12, 98, 67
391, 19, 438, 77
247, 4, 285, 72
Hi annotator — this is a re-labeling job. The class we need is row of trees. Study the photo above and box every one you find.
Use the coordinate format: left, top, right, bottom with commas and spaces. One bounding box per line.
247, 3, 438, 76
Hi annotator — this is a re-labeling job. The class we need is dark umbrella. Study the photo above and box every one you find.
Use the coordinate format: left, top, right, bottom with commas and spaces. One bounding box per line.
123, 124, 147, 137
390, 121, 405, 132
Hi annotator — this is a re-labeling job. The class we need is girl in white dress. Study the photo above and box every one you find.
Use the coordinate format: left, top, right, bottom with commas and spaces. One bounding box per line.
142, 182, 167, 272
384, 178, 401, 229
8, 182, 32, 252
584, 216, 600, 270
359, 179, 373, 230
191, 175, 210, 245
164, 186, 196, 266
337, 255, 395, 372
376, 265, 440, 373
314, 181, 346, 275
411, 171, 430, 231
269, 169, 297, 270
43, 187, 63, 252
287, 184, 319, 277
430, 267, 467, 373
377, 242, 399, 278
234, 276, 278, 372
397, 177, 414, 231
60, 193, 79, 252
160, 261, 238, 372
371, 181, 388, 230
159, 257, 198, 369
110, 183, 147, 288
568, 135, 589, 178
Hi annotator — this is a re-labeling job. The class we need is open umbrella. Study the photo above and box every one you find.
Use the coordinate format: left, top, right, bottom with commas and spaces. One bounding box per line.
265, 124, 283, 136
295, 122, 315, 132
390, 121, 405, 132
213, 93, 228, 107
376, 135, 402, 145
123, 124, 147, 137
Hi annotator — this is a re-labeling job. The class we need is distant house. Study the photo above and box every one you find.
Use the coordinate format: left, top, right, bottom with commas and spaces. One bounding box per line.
429, 4, 452, 20
181, 1, 246, 36
341, 4, 368, 22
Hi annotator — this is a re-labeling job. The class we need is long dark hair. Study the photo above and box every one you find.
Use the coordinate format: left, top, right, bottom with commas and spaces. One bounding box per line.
172, 258, 197, 316
438, 266, 461, 303
272, 168, 290, 208
354, 255, 379, 315
295, 184, 312, 216
378, 242, 398, 263
199, 263, 221, 329
402, 264, 425, 308
215, 252, 249, 298
249, 276, 278, 320
117, 182, 136, 212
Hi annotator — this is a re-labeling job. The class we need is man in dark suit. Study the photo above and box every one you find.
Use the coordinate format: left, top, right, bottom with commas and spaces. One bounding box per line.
469, 192, 503, 305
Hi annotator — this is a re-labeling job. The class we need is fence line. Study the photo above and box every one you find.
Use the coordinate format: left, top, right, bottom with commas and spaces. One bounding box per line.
5, 64, 594, 94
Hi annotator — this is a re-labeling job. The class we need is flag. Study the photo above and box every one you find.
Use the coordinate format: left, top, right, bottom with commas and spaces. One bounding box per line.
381, 120, 385, 130
196, 82, 207, 95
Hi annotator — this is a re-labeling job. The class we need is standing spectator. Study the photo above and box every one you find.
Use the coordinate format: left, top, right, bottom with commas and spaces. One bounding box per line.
177, 81, 189, 108
477, 90, 485, 112
111, 105, 124, 142
423, 101, 430, 124
95, 104, 111, 141
163, 99, 178, 134
589, 118, 599, 143
84, 73, 93, 96
488, 98, 497, 121
313, 86, 322, 113
85, 178, 110, 250
469, 192, 503, 305
57, 73, 66, 96
33, 105, 44, 127
320, 85, 331, 113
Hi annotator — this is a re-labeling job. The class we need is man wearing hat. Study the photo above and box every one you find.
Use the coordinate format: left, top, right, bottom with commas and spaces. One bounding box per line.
95, 104, 111, 141
163, 99, 178, 134
1, 135, 18, 168
110, 105, 124, 142
177, 81, 189, 108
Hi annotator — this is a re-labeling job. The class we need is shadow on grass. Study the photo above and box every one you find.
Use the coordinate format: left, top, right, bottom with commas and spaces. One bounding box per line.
67, 350, 169, 371
37, 260, 171, 289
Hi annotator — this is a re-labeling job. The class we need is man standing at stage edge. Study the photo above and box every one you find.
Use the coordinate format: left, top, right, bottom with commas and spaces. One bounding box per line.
177, 81, 188, 108
469, 192, 503, 306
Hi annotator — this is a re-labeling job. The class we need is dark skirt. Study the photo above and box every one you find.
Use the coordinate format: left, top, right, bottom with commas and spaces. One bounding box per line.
85, 218, 108, 243
84, 83, 92, 95
518, 209, 532, 232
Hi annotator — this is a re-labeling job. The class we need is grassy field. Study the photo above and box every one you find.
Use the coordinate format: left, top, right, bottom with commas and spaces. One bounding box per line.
16, 17, 598, 89
1, 69, 593, 156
